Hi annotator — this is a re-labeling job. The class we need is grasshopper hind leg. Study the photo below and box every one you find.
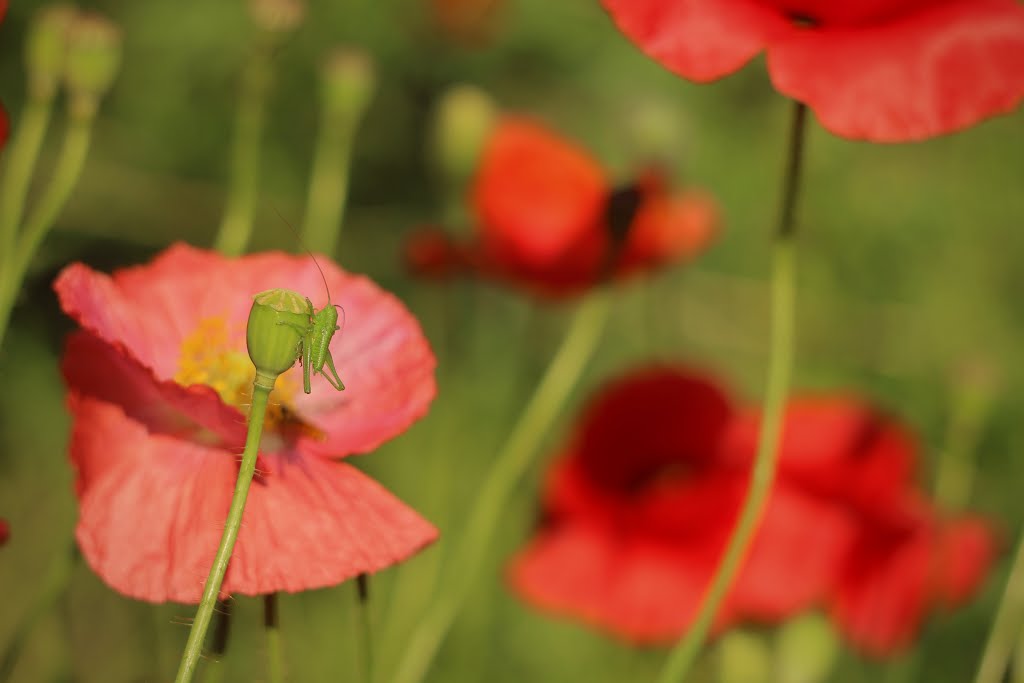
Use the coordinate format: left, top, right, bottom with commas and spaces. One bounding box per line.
321, 350, 346, 391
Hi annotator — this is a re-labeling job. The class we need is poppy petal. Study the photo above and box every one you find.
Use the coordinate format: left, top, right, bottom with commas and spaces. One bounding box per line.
601, 0, 790, 82
510, 521, 730, 642
63, 331, 246, 450
70, 394, 437, 603
767, 0, 1024, 141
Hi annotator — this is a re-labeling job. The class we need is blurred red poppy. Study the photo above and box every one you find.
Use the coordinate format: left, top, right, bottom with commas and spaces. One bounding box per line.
722, 397, 997, 653
406, 117, 718, 296
510, 368, 856, 641
601, 0, 1024, 141
54, 244, 438, 603
510, 367, 996, 652
0, 518, 9, 547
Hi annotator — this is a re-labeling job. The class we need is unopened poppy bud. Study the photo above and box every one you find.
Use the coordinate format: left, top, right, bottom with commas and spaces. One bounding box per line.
430, 83, 496, 186
718, 630, 770, 683
26, 4, 77, 102
248, 0, 305, 34
776, 613, 838, 683
321, 48, 375, 123
625, 99, 688, 168
64, 14, 122, 120
247, 289, 307, 389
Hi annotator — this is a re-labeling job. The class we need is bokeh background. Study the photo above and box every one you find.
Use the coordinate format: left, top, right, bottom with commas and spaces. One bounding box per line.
1, 0, 1023, 681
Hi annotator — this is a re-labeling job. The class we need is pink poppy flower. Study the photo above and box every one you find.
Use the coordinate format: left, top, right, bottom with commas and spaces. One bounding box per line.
54, 244, 438, 603
601, 0, 1024, 141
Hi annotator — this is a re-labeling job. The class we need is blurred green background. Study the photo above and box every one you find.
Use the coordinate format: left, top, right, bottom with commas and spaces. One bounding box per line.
1, 0, 1023, 681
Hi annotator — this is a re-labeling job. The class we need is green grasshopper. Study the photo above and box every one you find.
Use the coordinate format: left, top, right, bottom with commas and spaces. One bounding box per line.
275, 211, 346, 394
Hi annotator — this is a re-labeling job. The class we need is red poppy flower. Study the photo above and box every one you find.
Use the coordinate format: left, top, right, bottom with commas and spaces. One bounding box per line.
510, 367, 857, 642
0, 518, 9, 547
54, 244, 438, 603
722, 397, 997, 654
601, 0, 1024, 141
405, 117, 718, 296
0, 102, 9, 150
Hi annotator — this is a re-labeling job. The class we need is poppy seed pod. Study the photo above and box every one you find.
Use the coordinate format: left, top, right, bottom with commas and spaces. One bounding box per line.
246, 288, 307, 389
64, 14, 122, 120
321, 48, 375, 123
26, 4, 77, 101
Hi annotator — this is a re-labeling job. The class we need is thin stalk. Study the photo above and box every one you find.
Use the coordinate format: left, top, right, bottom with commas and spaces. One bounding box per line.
390, 290, 612, 683
655, 100, 807, 683
213, 45, 272, 257
301, 112, 356, 257
933, 365, 995, 511
265, 593, 285, 683
199, 600, 232, 683
0, 98, 53, 265
974, 527, 1024, 683
0, 547, 77, 682
174, 382, 273, 683
0, 115, 93, 348
356, 574, 374, 683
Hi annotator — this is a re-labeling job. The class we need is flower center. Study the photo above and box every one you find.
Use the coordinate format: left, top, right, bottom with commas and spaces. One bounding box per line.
174, 317, 321, 447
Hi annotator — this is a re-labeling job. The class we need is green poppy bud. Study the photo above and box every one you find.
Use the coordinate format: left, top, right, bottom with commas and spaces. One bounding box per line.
248, 0, 305, 34
321, 47, 375, 124
64, 14, 122, 120
430, 83, 496, 188
776, 613, 839, 683
247, 288, 308, 390
718, 630, 770, 683
26, 4, 78, 102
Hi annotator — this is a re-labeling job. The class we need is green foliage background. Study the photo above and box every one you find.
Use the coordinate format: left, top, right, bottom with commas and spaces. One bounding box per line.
1, 0, 1022, 681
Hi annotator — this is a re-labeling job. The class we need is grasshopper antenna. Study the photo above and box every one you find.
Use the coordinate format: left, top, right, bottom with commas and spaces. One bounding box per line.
272, 205, 333, 305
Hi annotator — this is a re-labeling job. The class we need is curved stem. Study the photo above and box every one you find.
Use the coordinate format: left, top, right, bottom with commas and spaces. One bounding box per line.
0, 114, 93, 348
0, 547, 76, 682
390, 291, 611, 683
655, 100, 807, 683
973, 528, 1024, 683
174, 382, 272, 683
264, 593, 285, 683
356, 574, 374, 683
301, 109, 356, 257
213, 46, 272, 257
0, 98, 53, 265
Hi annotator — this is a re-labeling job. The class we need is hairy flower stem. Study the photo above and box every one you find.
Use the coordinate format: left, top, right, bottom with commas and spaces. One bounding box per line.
213, 45, 273, 257
974, 528, 1024, 683
390, 291, 611, 683
174, 380, 273, 683
656, 100, 807, 683
356, 574, 374, 683
0, 115, 93, 348
199, 601, 232, 683
264, 593, 285, 683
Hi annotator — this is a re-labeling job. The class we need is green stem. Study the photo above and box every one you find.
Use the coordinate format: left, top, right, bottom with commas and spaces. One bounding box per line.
655, 100, 807, 683
974, 526, 1024, 683
0, 114, 94, 349
0, 547, 77, 682
356, 574, 374, 683
301, 110, 356, 257
213, 46, 272, 257
933, 365, 994, 511
199, 601, 232, 683
174, 381, 273, 683
389, 291, 612, 683
265, 593, 285, 683
0, 97, 53, 266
